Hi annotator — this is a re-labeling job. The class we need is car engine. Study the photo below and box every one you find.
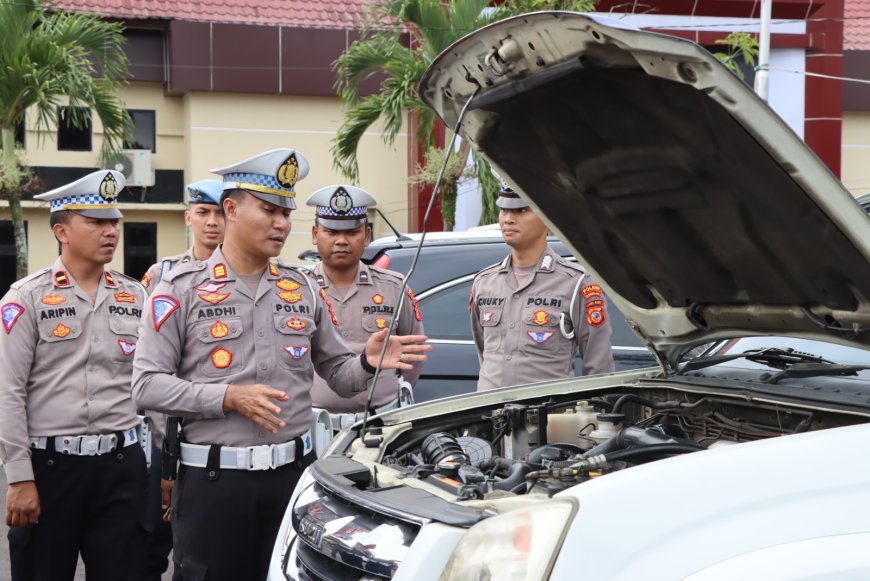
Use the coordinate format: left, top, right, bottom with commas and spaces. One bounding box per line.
378, 388, 847, 499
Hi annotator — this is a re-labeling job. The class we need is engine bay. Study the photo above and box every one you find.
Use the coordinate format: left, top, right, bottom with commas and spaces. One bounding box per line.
375, 387, 864, 500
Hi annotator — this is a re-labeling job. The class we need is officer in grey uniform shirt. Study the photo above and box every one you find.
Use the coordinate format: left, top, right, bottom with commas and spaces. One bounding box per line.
141, 179, 225, 294
131, 149, 429, 581
0, 170, 148, 580
139, 179, 224, 581
471, 181, 614, 391
306, 185, 425, 431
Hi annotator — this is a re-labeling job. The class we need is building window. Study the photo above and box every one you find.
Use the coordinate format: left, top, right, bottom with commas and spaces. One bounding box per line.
57, 106, 92, 151
124, 222, 157, 281
125, 110, 156, 153
0, 221, 27, 295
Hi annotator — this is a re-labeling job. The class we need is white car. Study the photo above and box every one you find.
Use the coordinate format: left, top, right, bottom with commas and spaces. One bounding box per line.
269, 11, 870, 581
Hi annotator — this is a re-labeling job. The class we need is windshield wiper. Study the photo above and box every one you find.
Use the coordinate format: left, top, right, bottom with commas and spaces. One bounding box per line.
679, 347, 836, 374
761, 362, 870, 384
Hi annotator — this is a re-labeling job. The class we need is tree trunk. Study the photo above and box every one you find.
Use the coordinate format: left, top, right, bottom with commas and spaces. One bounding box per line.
439, 138, 473, 231
1, 127, 28, 279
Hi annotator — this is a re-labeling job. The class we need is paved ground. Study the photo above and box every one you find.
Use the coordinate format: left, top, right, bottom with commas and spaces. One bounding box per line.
0, 470, 172, 580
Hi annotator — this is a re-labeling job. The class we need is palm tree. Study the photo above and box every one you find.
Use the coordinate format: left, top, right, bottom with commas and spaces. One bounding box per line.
333, 0, 595, 230
0, 0, 132, 278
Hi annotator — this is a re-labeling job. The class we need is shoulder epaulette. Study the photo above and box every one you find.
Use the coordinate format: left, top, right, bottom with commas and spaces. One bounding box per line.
162, 259, 207, 284
474, 261, 504, 280
10, 267, 51, 291
111, 270, 147, 288
368, 265, 404, 282
557, 257, 585, 275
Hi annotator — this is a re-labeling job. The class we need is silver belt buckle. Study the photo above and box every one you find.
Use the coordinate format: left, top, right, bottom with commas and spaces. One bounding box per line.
249, 445, 275, 470
80, 435, 101, 456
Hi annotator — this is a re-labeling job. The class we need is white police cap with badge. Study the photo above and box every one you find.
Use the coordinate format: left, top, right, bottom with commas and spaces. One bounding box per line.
34, 170, 125, 219
185, 179, 223, 206
306, 185, 376, 230
495, 175, 529, 210
210, 148, 309, 209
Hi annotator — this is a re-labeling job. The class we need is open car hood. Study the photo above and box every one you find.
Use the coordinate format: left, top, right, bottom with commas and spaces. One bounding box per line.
419, 12, 870, 371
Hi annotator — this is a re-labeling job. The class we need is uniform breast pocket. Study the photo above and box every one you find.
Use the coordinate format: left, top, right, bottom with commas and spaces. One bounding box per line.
522, 307, 560, 353
477, 307, 503, 352
36, 317, 83, 367
195, 317, 244, 378
362, 314, 394, 333
274, 315, 315, 369
108, 316, 140, 362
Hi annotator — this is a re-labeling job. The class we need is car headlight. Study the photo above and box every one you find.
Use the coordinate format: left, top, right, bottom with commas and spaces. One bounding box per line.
440, 499, 577, 581
280, 468, 316, 558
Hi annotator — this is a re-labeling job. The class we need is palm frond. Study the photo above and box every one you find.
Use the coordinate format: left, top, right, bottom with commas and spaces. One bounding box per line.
331, 96, 386, 182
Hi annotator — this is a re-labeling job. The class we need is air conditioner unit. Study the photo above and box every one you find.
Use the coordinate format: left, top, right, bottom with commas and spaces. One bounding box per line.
114, 149, 155, 187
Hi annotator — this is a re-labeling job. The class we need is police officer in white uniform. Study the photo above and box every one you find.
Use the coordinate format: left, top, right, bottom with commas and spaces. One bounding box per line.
0, 171, 148, 580
306, 185, 425, 432
131, 149, 429, 580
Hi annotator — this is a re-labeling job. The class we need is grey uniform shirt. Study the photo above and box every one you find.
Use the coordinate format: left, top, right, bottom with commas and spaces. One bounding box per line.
471, 246, 615, 391
141, 248, 196, 296
131, 246, 374, 447
0, 258, 146, 483
310, 262, 425, 412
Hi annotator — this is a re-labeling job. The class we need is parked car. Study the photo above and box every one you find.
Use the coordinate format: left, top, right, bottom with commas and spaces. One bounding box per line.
270, 12, 870, 581
359, 231, 657, 400
858, 192, 870, 214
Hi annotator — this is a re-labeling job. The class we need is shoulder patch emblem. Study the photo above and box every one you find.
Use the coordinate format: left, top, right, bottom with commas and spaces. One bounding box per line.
54, 271, 70, 287
141, 272, 152, 289
276, 279, 301, 292
277, 291, 303, 304
533, 310, 550, 326
372, 294, 384, 305
2, 303, 25, 334
213, 264, 227, 279
104, 272, 117, 287
287, 317, 306, 331
210, 320, 229, 338
41, 293, 66, 306
52, 323, 72, 338
269, 262, 280, 276
211, 347, 232, 369
585, 298, 606, 328
118, 339, 136, 356
581, 284, 602, 300
528, 330, 554, 344
152, 295, 181, 332
284, 345, 309, 360
198, 292, 231, 305
407, 288, 422, 321
195, 282, 227, 293
319, 288, 339, 326
114, 292, 135, 303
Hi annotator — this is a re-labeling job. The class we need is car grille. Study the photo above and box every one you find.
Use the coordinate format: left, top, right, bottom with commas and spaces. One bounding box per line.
292, 484, 421, 579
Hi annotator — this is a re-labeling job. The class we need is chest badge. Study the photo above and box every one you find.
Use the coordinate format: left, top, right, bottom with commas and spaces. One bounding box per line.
481, 311, 493, 322
42, 293, 66, 306
52, 323, 72, 338
196, 282, 227, 293
278, 291, 303, 304
210, 320, 229, 338
211, 347, 232, 369
527, 330, 554, 344
152, 295, 180, 332
2, 303, 25, 334
114, 292, 135, 304
533, 310, 550, 326
287, 317, 306, 331
375, 317, 387, 329
118, 339, 136, 356
198, 292, 231, 305
284, 345, 309, 360
372, 294, 384, 305
276, 279, 301, 292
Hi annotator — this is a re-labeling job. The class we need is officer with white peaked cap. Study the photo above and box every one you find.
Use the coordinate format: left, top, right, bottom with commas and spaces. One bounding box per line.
0, 170, 148, 580
470, 175, 615, 391
132, 150, 429, 580
306, 185, 425, 430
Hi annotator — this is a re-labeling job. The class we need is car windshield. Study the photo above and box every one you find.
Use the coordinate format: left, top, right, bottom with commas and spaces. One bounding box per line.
713, 336, 870, 377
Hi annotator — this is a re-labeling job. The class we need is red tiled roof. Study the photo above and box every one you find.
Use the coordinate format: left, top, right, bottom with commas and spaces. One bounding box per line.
845, 0, 870, 50
49, 0, 371, 29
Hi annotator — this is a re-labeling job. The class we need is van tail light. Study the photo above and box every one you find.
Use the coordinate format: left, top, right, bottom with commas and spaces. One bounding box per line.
373, 254, 391, 269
